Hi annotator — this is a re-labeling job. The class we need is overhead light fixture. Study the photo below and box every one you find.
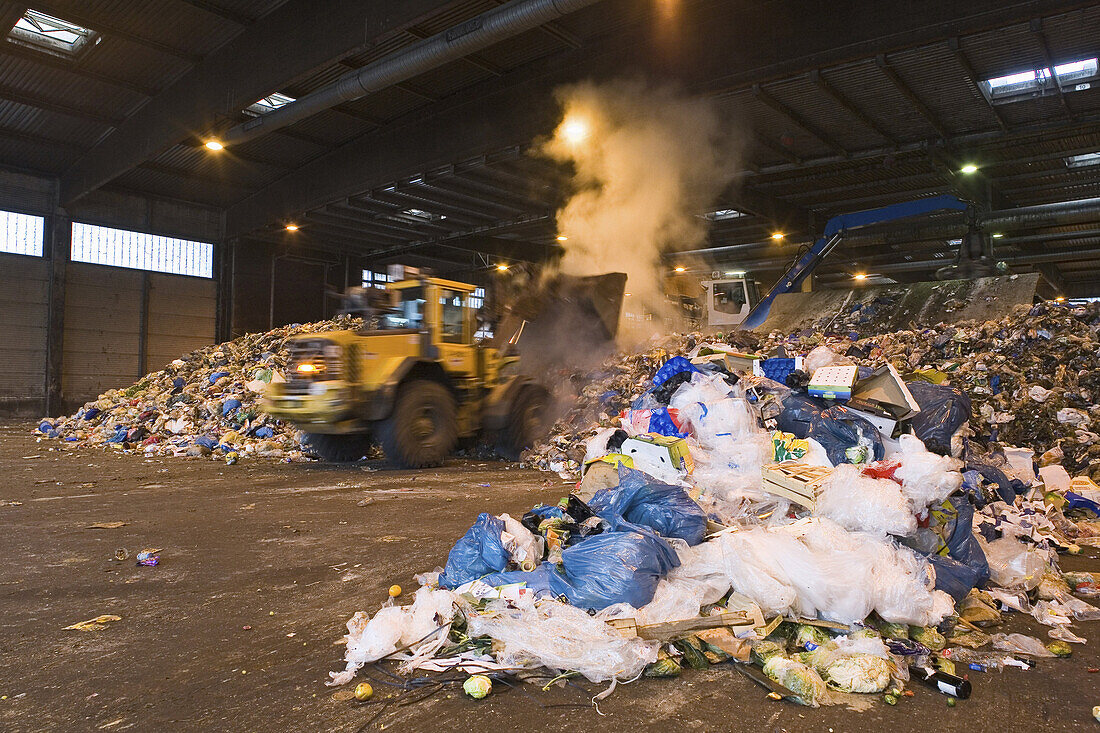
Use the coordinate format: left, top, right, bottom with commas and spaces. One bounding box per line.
624, 292, 632, 297
496, 264, 509, 272
674, 266, 686, 273
959, 164, 979, 174
853, 273, 868, 281
556, 235, 569, 242
204, 140, 224, 151
1055, 296, 1066, 302
770, 232, 784, 241
724, 270, 746, 276
285, 224, 299, 232
561, 116, 589, 145
991, 233, 1004, 238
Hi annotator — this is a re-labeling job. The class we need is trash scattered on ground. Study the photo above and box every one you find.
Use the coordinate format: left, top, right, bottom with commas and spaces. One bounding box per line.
65, 614, 122, 631
325, 300, 1099, 720
135, 549, 161, 567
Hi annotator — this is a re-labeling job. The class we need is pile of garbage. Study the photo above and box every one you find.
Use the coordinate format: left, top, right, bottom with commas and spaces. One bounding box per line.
328, 304, 1100, 710
35, 315, 363, 461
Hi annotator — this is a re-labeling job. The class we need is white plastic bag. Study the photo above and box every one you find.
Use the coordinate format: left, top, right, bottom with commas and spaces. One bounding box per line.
977, 535, 1049, 590
498, 513, 544, 571
814, 463, 917, 537
892, 434, 962, 510
991, 632, 1055, 657
329, 587, 457, 685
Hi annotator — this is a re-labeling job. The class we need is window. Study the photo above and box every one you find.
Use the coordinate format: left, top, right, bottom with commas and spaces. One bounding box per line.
71, 223, 213, 278
246, 92, 295, 116
8, 9, 98, 58
379, 287, 424, 330
703, 208, 747, 221
468, 287, 485, 309
981, 57, 1099, 103
1066, 151, 1100, 169
712, 282, 747, 314
361, 269, 393, 289
439, 289, 465, 343
0, 210, 44, 256
399, 208, 447, 223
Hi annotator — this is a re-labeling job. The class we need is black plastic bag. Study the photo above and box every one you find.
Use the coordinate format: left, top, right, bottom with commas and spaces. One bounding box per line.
808, 405, 885, 465
906, 382, 971, 456
775, 392, 829, 438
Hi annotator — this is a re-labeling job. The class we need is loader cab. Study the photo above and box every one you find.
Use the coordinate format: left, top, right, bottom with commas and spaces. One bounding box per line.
384, 278, 478, 345
702, 275, 759, 328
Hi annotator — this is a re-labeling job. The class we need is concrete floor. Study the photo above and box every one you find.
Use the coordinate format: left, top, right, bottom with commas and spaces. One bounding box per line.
1, 421, 1098, 733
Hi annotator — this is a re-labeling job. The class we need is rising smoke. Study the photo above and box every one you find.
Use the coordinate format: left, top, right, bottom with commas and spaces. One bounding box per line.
541, 79, 742, 340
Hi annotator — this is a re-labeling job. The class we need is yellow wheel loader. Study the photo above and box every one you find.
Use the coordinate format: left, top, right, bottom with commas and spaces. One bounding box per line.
263, 277, 554, 466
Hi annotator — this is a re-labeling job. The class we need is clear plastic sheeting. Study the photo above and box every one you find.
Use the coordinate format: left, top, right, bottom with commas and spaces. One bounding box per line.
893, 434, 963, 510
709, 519, 950, 626
466, 595, 658, 682
814, 464, 917, 537
329, 587, 457, 686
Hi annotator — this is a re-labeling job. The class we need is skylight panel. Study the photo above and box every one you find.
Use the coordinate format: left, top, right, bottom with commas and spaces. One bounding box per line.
8, 9, 98, 58
402, 208, 446, 222
981, 56, 1099, 103
246, 92, 296, 115
703, 208, 747, 221
1066, 151, 1100, 169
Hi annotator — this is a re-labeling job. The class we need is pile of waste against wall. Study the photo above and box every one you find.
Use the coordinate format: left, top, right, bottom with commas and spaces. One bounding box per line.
34, 315, 363, 462
325, 300, 1099, 715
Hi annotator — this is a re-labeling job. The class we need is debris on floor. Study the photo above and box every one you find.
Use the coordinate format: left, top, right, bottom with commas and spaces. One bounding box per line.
326, 299, 1099, 717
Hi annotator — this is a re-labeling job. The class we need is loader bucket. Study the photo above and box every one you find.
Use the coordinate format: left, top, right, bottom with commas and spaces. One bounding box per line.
496, 272, 627, 369
750, 272, 1039, 334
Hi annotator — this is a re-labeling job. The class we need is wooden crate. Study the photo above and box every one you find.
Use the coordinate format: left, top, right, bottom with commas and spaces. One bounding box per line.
761, 463, 833, 510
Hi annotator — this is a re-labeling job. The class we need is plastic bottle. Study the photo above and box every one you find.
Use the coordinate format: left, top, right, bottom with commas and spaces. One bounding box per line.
941, 648, 1036, 673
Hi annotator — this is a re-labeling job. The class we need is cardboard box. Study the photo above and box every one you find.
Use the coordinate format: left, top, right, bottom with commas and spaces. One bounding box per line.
808, 365, 859, 400
620, 434, 695, 477
851, 363, 921, 420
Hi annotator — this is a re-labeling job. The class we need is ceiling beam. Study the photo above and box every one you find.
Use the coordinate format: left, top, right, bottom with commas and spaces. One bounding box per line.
809, 69, 897, 144
59, 0, 458, 206
0, 84, 122, 126
29, 2, 200, 63
227, 0, 1092, 236
752, 84, 847, 156
875, 55, 950, 140
947, 37, 1009, 133
1030, 18, 1074, 121
171, 0, 256, 26
0, 44, 156, 97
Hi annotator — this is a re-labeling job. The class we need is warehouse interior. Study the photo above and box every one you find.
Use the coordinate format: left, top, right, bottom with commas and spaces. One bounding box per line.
0, 0, 1098, 415
2, 1, 1100, 731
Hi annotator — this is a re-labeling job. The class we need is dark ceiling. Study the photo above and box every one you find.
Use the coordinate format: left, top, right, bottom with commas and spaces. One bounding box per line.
1, 0, 1099, 295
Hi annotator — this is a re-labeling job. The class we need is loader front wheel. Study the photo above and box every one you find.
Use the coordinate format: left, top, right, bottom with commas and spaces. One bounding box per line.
304, 433, 370, 462
378, 380, 457, 468
497, 385, 551, 460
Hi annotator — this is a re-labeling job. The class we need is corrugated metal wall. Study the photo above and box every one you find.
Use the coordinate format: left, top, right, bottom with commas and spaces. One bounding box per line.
146, 273, 216, 372
0, 252, 48, 415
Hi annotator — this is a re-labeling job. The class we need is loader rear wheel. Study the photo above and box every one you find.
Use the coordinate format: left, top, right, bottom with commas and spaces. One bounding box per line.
304, 433, 369, 462
378, 380, 457, 468
498, 385, 551, 460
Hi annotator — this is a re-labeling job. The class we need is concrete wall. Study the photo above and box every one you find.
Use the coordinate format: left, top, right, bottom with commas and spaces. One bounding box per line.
0, 252, 49, 415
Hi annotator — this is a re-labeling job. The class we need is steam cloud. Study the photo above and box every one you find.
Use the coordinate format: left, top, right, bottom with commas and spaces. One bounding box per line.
541, 79, 741, 338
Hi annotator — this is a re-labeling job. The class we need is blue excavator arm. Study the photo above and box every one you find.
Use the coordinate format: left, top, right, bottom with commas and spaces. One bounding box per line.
740, 194, 970, 330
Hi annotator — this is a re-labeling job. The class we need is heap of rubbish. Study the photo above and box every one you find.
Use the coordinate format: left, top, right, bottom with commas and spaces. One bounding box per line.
35, 315, 363, 461
328, 300, 1100, 710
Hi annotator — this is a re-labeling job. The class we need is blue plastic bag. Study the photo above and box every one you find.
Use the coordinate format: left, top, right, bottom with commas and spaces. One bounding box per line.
926, 553, 982, 603
589, 466, 707, 545
439, 513, 510, 588
775, 393, 828, 438
940, 495, 989, 590
653, 356, 698, 387
482, 528, 679, 611
647, 407, 687, 438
